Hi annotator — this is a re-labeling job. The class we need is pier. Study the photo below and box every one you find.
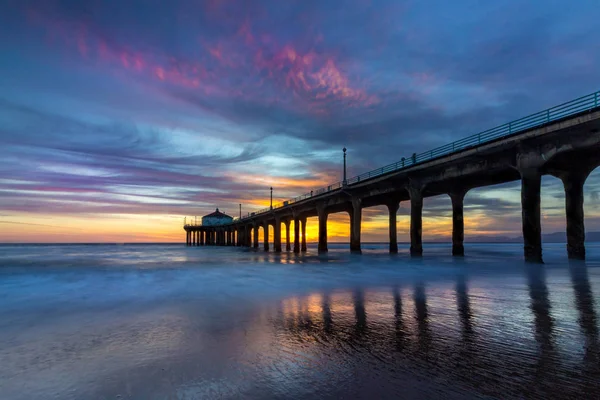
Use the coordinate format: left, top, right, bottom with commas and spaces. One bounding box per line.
185, 91, 600, 262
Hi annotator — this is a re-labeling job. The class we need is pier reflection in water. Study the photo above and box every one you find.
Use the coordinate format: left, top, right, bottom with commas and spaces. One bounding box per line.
3, 244, 600, 399
270, 264, 600, 398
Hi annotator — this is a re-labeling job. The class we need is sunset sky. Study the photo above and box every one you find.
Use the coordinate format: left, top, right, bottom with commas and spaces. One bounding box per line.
1, 0, 599, 243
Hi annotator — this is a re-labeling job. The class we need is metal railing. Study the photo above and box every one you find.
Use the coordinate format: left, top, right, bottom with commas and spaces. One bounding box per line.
183, 217, 202, 228
236, 90, 600, 221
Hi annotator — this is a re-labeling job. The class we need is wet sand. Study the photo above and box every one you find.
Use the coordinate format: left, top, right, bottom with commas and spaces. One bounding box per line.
0, 243, 599, 399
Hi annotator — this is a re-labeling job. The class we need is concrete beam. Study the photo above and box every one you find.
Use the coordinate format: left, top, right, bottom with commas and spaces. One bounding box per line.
285, 220, 291, 252
387, 200, 400, 253
263, 222, 269, 251
274, 218, 282, 253
520, 167, 543, 263
350, 198, 362, 253
301, 217, 307, 252
449, 190, 467, 256
408, 185, 423, 256
562, 170, 590, 260
293, 218, 300, 253
317, 205, 328, 253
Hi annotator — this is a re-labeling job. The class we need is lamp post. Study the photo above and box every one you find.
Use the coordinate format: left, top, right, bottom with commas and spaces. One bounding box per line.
343, 147, 347, 186
270, 187, 273, 210
239, 204, 241, 219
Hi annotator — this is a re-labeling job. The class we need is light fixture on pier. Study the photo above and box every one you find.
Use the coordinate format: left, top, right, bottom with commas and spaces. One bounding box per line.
343, 147, 347, 186
270, 187, 273, 210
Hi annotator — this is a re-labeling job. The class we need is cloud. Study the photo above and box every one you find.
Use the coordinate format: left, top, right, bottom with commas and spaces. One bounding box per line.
1, 0, 600, 241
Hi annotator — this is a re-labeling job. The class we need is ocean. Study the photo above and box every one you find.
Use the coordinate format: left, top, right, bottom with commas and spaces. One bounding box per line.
1, 242, 599, 399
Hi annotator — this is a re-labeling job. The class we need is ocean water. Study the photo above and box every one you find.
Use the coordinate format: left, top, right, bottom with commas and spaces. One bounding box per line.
1, 242, 599, 399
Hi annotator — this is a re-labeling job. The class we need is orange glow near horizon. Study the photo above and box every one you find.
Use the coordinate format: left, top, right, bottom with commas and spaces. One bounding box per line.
4, 183, 598, 243
0, 209, 555, 243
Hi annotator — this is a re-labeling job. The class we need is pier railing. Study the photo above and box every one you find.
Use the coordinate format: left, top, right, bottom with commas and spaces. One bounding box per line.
183, 218, 203, 228
239, 90, 600, 220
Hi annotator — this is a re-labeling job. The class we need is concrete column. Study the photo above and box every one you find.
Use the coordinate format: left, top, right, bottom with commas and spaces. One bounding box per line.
387, 201, 400, 253
561, 171, 588, 259
520, 168, 543, 263
197, 231, 201, 246
317, 206, 328, 253
293, 218, 300, 253
200, 230, 204, 246
350, 198, 362, 253
186, 231, 189, 246
228, 230, 232, 246
301, 217, 307, 252
253, 225, 258, 248
450, 191, 466, 256
409, 186, 423, 256
274, 218, 282, 253
263, 222, 270, 251
285, 220, 291, 251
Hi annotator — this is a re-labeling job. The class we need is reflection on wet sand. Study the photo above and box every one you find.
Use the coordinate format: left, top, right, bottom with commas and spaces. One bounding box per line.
456, 273, 474, 343
569, 262, 600, 373
272, 265, 600, 398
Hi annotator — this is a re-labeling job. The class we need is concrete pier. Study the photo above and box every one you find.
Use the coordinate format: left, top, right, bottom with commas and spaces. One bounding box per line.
285, 220, 291, 251
450, 191, 466, 256
263, 222, 269, 252
183, 99, 600, 261
562, 170, 588, 259
301, 217, 307, 252
274, 218, 282, 253
409, 185, 423, 257
387, 201, 399, 254
293, 218, 300, 253
520, 168, 543, 263
317, 206, 328, 253
350, 198, 362, 253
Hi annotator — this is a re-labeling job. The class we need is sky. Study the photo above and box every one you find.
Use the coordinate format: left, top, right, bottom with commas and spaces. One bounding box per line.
1, 0, 599, 243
